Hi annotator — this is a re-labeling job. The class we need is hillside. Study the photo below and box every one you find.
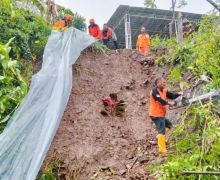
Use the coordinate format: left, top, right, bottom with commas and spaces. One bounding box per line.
0, 1, 219, 179
41, 50, 181, 179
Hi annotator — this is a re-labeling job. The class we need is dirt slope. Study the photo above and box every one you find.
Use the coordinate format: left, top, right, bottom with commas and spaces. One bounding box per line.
43, 50, 173, 180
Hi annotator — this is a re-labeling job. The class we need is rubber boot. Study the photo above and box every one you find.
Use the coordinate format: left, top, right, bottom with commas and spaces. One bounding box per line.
157, 134, 167, 154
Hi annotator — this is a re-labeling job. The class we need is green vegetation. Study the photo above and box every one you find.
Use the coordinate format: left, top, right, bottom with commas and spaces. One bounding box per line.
150, 16, 220, 179
153, 16, 220, 89
0, 0, 219, 179
0, 1, 87, 62
144, 0, 220, 13
89, 42, 109, 54
0, 0, 51, 60
0, 0, 49, 128
57, 7, 86, 31
0, 0, 88, 130
38, 157, 61, 180
0, 39, 28, 131
17, 0, 45, 15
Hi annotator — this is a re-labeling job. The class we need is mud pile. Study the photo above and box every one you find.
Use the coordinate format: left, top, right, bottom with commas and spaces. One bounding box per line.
43, 50, 175, 180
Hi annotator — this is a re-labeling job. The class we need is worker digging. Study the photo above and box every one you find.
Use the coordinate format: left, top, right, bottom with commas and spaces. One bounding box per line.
149, 78, 183, 154
102, 24, 119, 49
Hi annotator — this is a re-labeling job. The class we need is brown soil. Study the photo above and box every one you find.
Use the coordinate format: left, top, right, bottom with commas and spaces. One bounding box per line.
43, 50, 176, 180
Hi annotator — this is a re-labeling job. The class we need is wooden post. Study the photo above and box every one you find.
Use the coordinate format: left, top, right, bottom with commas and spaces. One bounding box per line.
177, 12, 183, 42
124, 14, 132, 49
169, 21, 173, 37
169, 0, 177, 38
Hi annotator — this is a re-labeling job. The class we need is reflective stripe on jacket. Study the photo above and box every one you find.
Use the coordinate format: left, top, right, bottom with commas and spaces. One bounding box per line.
149, 88, 167, 117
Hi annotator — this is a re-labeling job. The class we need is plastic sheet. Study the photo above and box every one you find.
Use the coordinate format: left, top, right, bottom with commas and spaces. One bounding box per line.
0, 28, 95, 180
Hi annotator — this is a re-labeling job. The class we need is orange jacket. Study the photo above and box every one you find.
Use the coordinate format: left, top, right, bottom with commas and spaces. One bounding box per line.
136, 33, 150, 53
53, 20, 66, 29
89, 24, 102, 39
149, 89, 167, 117
102, 27, 112, 40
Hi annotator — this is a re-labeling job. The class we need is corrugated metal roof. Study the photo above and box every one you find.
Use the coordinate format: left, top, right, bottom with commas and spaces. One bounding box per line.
107, 5, 203, 48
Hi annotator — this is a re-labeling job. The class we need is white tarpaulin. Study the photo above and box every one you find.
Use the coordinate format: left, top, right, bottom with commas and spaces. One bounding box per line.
0, 28, 95, 180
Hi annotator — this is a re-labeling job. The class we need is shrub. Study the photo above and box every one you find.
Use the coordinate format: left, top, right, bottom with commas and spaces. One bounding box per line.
0, 39, 28, 130
0, 1, 51, 60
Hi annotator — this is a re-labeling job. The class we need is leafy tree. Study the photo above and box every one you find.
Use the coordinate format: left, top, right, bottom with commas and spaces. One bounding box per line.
72, 13, 87, 31
144, 0, 220, 12
0, 0, 51, 60
0, 39, 28, 130
150, 15, 220, 179
17, 0, 45, 14
57, 7, 86, 31
144, 0, 157, 8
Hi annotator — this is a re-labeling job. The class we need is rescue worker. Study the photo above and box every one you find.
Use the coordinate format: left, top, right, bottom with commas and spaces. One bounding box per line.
53, 14, 73, 31
88, 19, 102, 39
136, 27, 150, 55
149, 78, 183, 154
102, 24, 118, 49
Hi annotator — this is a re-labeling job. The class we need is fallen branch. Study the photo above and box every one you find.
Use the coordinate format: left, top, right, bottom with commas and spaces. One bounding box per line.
183, 171, 220, 175
127, 157, 139, 172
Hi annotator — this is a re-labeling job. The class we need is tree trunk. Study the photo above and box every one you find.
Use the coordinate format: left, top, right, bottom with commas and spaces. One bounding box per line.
26, 0, 30, 7
169, 0, 177, 37
206, 0, 220, 12
177, 12, 183, 42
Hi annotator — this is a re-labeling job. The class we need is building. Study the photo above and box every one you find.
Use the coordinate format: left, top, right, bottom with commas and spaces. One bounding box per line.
107, 5, 203, 49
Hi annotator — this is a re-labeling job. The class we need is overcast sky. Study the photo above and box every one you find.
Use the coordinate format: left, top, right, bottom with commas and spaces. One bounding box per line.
55, 0, 213, 27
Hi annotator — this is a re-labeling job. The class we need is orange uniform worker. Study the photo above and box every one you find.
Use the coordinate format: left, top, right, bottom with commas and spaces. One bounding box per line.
149, 78, 182, 154
53, 14, 73, 31
88, 19, 102, 39
136, 27, 150, 55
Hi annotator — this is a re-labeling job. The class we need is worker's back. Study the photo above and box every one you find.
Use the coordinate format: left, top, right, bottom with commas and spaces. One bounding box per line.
53, 19, 67, 31
89, 24, 101, 39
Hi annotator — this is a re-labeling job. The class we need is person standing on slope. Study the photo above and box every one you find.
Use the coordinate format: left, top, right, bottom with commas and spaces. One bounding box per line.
136, 27, 150, 55
88, 18, 102, 39
149, 78, 183, 154
53, 14, 73, 31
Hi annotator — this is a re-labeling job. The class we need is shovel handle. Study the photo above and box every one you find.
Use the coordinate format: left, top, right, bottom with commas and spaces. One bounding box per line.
169, 105, 187, 110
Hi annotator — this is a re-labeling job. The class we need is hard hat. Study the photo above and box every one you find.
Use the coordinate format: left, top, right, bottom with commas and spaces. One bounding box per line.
65, 14, 73, 21
89, 18, 95, 23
